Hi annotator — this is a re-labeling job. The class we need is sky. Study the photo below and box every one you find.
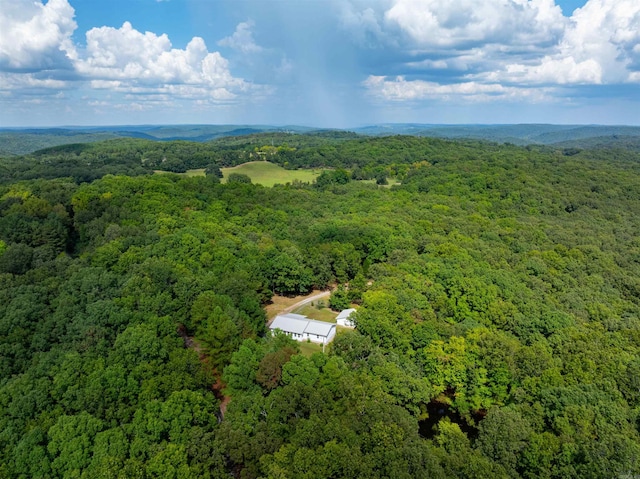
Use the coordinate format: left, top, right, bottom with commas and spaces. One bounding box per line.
1, 0, 639, 127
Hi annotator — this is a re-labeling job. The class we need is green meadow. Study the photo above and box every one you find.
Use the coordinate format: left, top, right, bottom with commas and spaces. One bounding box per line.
221, 161, 322, 186
153, 162, 321, 186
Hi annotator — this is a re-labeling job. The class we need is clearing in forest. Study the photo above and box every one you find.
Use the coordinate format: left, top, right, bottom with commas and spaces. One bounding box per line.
221, 161, 322, 186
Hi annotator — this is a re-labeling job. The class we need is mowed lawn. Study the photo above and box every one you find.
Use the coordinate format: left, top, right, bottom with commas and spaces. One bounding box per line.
221, 161, 322, 186
293, 304, 337, 323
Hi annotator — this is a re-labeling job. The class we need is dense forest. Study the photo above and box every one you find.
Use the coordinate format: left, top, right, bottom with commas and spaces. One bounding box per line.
1, 133, 640, 478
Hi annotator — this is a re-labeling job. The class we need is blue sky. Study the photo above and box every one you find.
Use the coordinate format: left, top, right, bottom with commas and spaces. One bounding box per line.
1, 0, 639, 127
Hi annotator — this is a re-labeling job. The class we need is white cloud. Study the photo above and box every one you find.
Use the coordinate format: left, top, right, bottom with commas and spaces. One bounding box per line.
363, 75, 551, 102
0, 72, 68, 91
487, 0, 640, 85
77, 22, 243, 89
218, 20, 263, 54
354, 0, 640, 104
0, 3, 265, 105
0, 0, 77, 71
384, 0, 566, 49
74, 21, 254, 101
486, 56, 603, 85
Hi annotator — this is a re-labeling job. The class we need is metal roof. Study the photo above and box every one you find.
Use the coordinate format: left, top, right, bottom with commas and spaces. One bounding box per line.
303, 319, 335, 336
336, 308, 356, 321
270, 315, 308, 335
269, 314, 335, 338
282, 313, 308, 321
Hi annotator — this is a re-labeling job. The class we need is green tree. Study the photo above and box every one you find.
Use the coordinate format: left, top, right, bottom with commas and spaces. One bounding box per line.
205, 164, 223, 178
0, 242, 33, 274
329, 285, 350, 310
227, 173, 251, 184
47, 412, 104, 477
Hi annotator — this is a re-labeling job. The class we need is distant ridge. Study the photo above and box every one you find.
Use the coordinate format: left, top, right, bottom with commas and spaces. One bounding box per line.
2, 124, 640, 155
352, 124, 640, 146
0, 125, 315, 155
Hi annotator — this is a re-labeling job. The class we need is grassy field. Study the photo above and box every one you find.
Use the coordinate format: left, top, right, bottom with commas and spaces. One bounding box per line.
361, 178, 401, 188
221, 161, 322, 186
153, 168, 206, 177
298, 341, 324, 357
292, 304, 337, 323
154, 164, 397, 188
153, 162, 320, 185
184, 168, 206, 177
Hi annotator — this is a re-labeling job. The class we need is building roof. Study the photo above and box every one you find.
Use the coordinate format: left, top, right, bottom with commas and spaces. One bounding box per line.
336, 308, 356, 321
270, 313, 336, 338
304, 319, 335, 336
270, 314, 308, 335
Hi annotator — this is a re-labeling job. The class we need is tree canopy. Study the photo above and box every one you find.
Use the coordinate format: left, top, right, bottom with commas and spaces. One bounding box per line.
1, 133, 640, 477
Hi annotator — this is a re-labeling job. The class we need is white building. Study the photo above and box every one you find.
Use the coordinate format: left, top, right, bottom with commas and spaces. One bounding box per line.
336, 308, 356, 328
269, 313, 336, 345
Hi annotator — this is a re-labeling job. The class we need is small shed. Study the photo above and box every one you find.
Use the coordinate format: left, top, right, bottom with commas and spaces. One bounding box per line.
336, 308, 356, 328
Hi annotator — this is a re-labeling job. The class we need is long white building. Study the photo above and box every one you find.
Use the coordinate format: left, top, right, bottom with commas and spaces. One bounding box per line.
269, 313, 336, 345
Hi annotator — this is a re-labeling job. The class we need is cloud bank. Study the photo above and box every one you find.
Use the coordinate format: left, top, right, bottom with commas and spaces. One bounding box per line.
351, 0, 640, 102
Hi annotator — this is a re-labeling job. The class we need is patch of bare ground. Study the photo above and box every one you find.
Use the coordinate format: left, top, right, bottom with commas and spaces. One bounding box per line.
265, 289, 331, 322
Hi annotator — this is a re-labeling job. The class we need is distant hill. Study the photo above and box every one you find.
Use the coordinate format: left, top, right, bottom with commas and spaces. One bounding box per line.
552, 135, 640, 152
0, 131, 122, 155
0, 125, 316, 155
534, 126, 640, 144
353, 123, 640, 146
3, 123, 640, 155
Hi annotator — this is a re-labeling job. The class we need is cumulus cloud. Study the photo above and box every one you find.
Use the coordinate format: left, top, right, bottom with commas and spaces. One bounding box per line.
338, 3, 387, 46
354, 0, 640, 103
218, 20, 263, 54
491, 0, 640, 85
384, 0, 566, 49
363, 75, 551, 102
0, 2, 261, 104
485, 56, 603, 85
75, 21, 248, 99
0, 72, 68, 91
0, 0, 77, 71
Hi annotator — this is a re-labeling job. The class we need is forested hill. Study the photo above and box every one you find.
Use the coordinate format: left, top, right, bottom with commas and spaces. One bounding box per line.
4, 132, 640, 186
0, 125, 315, 156
3, 124, 640, 156
1, 134, 640, 477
